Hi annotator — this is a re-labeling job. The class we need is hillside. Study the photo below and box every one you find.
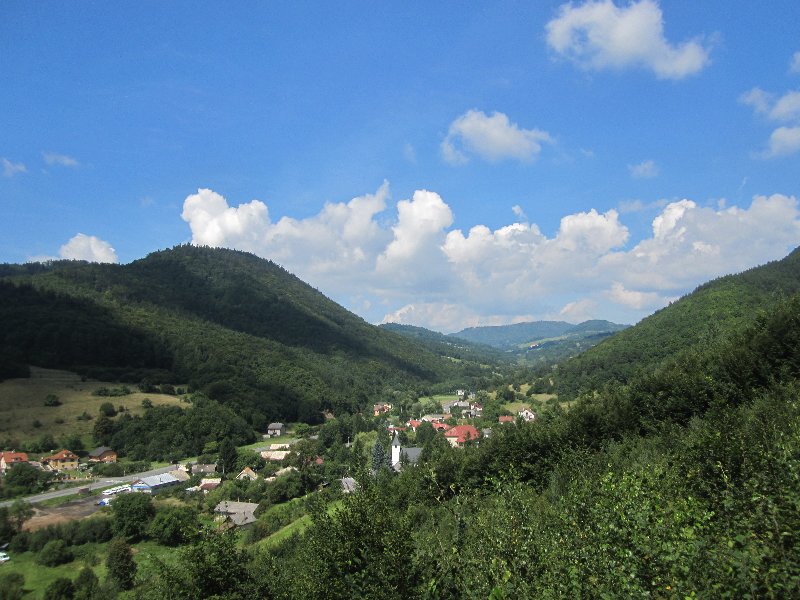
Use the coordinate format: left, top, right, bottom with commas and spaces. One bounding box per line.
555, 246, 800, 398
378, 323, 509, 365
0, 246, 486, 425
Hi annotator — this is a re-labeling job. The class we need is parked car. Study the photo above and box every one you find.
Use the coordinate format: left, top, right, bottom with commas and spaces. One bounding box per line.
0, 551, 10, 562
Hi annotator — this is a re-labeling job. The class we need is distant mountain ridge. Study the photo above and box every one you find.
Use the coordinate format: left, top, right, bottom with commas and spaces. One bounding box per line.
451, 319, 628, 350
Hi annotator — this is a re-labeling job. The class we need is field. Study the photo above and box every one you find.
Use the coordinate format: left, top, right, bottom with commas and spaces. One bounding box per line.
0, 367, 185, 443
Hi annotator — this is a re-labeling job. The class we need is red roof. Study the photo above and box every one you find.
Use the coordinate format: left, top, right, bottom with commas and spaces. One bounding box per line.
0, 451, 28, 463
42, 449, 78, 462
407, 419, 422, 428
431, 422, 451, 432
444, 424, 480, 443
499, 415, 515, 423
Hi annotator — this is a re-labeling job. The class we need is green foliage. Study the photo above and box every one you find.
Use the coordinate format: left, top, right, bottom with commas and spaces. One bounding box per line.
1, 463, 54, 498
98, 402, 117, 417
43, 577, 75, 600
106, 537, 136, 591
37, 539, 74, 566
44, 393, 62, 407
111, 493, 154, 541
0, 572, 25, 600
148, 505, 200, 546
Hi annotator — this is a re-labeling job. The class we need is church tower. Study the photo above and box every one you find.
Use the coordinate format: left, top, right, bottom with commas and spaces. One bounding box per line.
391, 431, 401, 467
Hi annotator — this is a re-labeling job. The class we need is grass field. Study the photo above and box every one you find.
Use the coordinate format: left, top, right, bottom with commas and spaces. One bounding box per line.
0, 367, 186, 444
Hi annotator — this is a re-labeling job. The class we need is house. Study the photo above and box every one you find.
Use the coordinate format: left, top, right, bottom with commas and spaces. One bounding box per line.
421, 414, 446, 422
199, 478, 222, 493
191, 463, 217, 475
444, 425, 480, 448
442, 399, 470, 414
456, 389, 466, 398
431, 422, 451, 432
87, 447, 117, 463
131, 473, 181, 494
373, 403, 392, 417
236, 467, 259, 481
0, 451, 28, 473
391, 433, 422, 471
41, 449, 79, 471
266, 423, 286, 437
168, 469, 191, 482
498, 415, 515, 424
406, 419, 422, 431
214, 501, 259, 529
518, 408, 537, 423
387, 426, 407, 435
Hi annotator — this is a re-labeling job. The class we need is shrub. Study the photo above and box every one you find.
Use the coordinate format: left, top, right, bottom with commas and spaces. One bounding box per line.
37, 539, 73, 566
44, 394, 62, 407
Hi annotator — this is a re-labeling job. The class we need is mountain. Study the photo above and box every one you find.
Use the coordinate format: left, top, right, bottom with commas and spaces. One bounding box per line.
451, 320, 627, 350
378, 323, 509, 365
555, 246, 800, 398
0, 245, 487, 425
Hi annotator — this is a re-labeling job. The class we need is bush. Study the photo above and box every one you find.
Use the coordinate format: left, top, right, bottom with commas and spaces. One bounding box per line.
43, 577, 74, 600
0, 572, 25, 600
44, 394, 62, 407
37, 539, 73, 566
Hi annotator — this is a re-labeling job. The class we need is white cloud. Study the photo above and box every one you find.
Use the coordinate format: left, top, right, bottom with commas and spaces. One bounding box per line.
441, 110, 553, 164
629, 159, 658, 178
179, 185, 800, 332
2, 157, 27, 178
741, 87, 800, 157
59, 234, 118, 263
512, 205, 527, 220
545, 0, 711, 79
43, 152, 79, 168
790, 51, 800, 74
765, 127, 800, 158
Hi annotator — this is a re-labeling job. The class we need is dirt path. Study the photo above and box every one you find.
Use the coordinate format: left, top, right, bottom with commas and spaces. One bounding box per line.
23, 496, 104, 531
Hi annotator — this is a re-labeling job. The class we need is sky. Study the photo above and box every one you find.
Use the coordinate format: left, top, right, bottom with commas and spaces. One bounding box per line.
2, 1, 800, 333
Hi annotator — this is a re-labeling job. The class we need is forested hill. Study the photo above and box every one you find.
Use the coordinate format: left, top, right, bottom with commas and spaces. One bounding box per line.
0, 245, 480, 424
378, 323, 509, 364
452, 319, 627, 350
556, 246, 800, 398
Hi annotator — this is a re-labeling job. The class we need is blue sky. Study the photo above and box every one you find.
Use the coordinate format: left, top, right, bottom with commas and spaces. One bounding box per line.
2, 1, 800, 332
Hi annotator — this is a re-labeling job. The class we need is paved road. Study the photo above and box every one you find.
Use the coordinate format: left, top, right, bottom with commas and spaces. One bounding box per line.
0, 465, 176, 508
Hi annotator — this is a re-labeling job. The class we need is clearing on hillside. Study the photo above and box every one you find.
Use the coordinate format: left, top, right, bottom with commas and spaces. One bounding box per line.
0, 366, 185, 443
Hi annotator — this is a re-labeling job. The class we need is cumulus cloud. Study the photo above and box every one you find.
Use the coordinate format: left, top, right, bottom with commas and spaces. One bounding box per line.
741, 87, 800, 157
43, 152, 79, 168
2, 157, 27, 178
441, 110, 553, 164
59, 234, 118, 263
179, 184, 800, 332
545, 0, 712, 79
790, 51, 800, 74
629, 159, 658, 178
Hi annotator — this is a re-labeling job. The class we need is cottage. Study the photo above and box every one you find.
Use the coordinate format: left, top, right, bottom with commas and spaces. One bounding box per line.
518, 408, 537, 423
168, 469, 191, 482
498, 415, 515, 424
87, 447, 117, 463
41, 449, 79, 471
260, 450, 290, 462
214, 501, 259, 529
131, 473, 181, 494
266, 423, 286, 437
236, 467, 259, 481
0, 451, 28, 473
444, 425, 480, 448
442, 399, 470, 414
406, 419, 422, 431
199, 478, 222, 493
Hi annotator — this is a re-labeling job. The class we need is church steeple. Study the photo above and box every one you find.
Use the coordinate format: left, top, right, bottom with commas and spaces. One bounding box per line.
391, 431, 401, 467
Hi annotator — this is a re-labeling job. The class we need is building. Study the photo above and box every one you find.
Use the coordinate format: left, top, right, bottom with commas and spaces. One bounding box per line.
391, 433, 423, 471
214, 501, 259, 529
518, 408, 537, 422
87, 447, 117, 463
236, 467, 259, 481
191, 463, 217, 475
266, 423, 286, 437
373, 403, 392, 417
498, 415, 515, 424
41, 449, 79, 471
131, 473, 181, 494
0, 451, 28, 473
444, 425, 480, 448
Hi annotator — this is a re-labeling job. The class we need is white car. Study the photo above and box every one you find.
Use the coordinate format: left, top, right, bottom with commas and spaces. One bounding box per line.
0, 552, 9, 563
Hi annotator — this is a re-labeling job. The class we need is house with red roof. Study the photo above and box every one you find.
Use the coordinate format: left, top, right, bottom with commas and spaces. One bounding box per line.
41, 449, 79, 471
431, 422, 451, 432
498, 415, 515, 424
0, 451, 28, 473
444, 424, 480, 448
406, 419, 422, 431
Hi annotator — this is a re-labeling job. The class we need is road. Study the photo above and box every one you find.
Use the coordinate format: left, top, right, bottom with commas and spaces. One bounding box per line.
0, 464, 176, 508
